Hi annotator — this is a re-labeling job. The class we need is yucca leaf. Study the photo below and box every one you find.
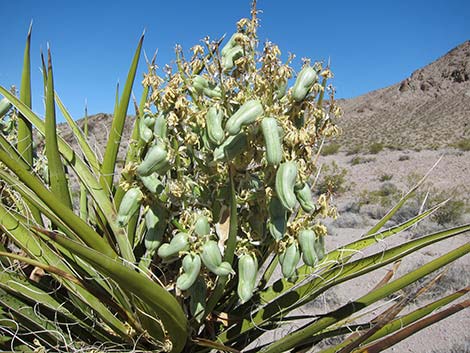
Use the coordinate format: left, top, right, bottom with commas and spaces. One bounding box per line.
318, 286, 470, 353
0, 87, 134, 260
44, 47, 72, 210
356, 299, 470, 353
36, 229, 189, 353
0, 204, 134, 339
258, 242, 470, 353
17, 22, 33, 164
100, 33, 143, 195
55, 93, 101, 175
218, 223, 469, 345
0, 148, 114, 257
79, 105, 89, 221
0, 288, 62, 348
366, 156, 441, 236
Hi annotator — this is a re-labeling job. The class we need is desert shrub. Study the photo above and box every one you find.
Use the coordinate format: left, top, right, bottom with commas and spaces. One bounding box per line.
378, 173, 393, 182
454, 138, 470, 151
369, 142, 384, 154
321, 142, 341, 156
316, 161, 349, 195
350, 156, 376, 165
346, 145, 362, 155
332, 212, 364, 228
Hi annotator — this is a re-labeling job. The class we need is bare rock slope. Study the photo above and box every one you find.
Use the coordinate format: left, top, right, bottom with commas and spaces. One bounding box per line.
337, 41, 470, 150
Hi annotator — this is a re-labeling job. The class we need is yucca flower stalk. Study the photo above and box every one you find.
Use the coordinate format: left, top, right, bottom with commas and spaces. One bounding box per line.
0, 2, 469, 353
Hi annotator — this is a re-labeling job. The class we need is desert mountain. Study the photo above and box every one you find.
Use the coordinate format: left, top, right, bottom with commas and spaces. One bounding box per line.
336, 40, 470, 150
59, 41, 470, 153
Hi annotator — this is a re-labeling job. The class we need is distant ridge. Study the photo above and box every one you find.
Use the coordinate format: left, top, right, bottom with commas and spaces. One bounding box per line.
336, 41, 470, 150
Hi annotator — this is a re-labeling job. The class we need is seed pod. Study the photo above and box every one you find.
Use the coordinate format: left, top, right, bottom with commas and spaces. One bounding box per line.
213, 133, 247, 162
206, 106, 225, 145
136, 144, 168, 176
139, 114, 155, 143
225, 100, 263, 135
194, 215, 210, 237
261, 117, 283, 165
189, 276, 206, 323
279, 242, 300, 279
222, 45, 244, 72
201, 240, 234, 276
138, 173, 163, 194
292, 66, 318, 102
298, 229, 317, 267
0, 98, 12, 119
153, 113, 167, 140
157, 232, 189, 258
275, 161, 298, 210
294, 183, 315, 212
267, 196, 287, 241
237, 253, 258, 303
117, 187, 143, 227
144, 204, 167, 252
221, 33, 248, 56
314, 235, 325, 261
176, 253, 202, 291
192, 75, 222, 99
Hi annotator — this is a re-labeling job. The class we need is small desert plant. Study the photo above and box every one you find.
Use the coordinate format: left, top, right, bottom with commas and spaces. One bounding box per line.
321, 142, 341, 156
316, 161, 349, 195
369, 142, 384, 154
454, 138, 470, 151
346, 144, 362, 155
350, 155, 375, 165
1, 5, 469, 353
379, 173, 393, 182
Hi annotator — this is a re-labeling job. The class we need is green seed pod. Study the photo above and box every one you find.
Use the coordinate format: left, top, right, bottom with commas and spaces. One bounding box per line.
294, 183, 315, 213
144, 204, 167, 252
261, 117, 283, 165
117, 187, 143, 227
221, 33, 247, 56
192, 75, 222, 98
176, 253, 202, 291
314, 235, 325, 262
222, 45, 244, 72
0, 98, 12, 119
194, 215, 210, 237
275, 161, 298, 210
225, 100, 263, 135
189, 276, 206, 323
267, 196, 287, 241
237, 253, 258, 303
138, 173, 163, 194
279, 242, 300, 279
213, 133, 247, 162
298, 229, 317, 267
201, 240, 234, 276
136, 144, 168, 177
292, 66, 318, 102
153, 113, 168, 140
157, 232, 189, 258
139, 114, 155, 143
206, 106, 225, 145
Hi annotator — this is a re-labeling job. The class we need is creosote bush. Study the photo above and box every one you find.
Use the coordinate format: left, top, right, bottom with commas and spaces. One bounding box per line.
1, 4, 469, 353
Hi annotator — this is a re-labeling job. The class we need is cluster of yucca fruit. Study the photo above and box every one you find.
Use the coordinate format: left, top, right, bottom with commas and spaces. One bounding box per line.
1, 4, 469, 353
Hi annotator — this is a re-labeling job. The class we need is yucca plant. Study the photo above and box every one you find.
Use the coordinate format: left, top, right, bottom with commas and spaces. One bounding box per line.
1, 3, 469, 352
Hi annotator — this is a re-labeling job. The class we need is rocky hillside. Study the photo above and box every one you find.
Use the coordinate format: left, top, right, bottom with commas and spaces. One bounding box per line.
336, 40, 470, 150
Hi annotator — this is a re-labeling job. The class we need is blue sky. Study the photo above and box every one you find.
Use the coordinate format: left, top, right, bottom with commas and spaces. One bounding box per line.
1, 0, 469, 121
